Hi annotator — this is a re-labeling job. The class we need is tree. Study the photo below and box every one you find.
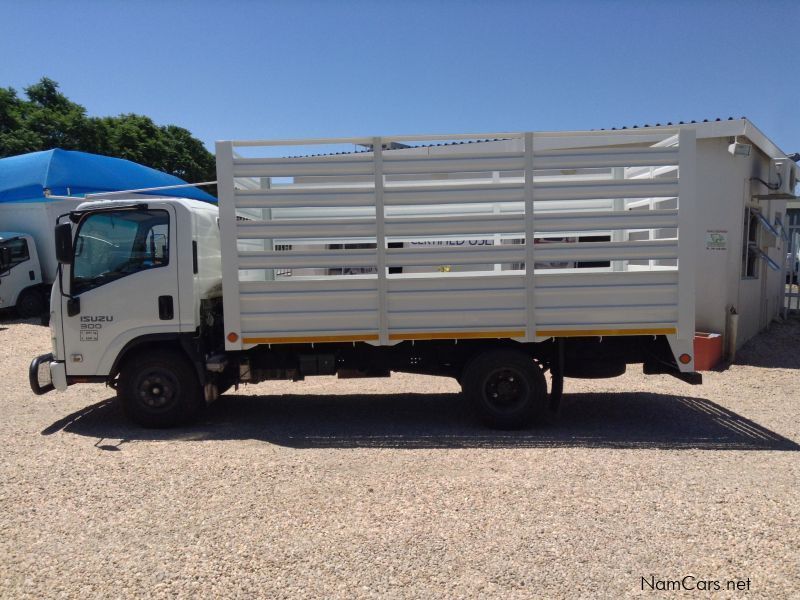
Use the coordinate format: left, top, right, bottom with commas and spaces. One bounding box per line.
0, 78, 216, 187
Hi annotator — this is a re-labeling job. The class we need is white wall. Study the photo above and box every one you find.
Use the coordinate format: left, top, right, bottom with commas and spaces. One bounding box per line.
692, 138, 787, 347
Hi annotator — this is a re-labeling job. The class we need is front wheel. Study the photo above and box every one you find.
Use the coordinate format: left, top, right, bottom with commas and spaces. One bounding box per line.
461, 349, 547, 430
16, 287, 46, 318
118, 350, 202, 428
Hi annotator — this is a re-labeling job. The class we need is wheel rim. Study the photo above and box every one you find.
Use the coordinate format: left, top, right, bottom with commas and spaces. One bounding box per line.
136, 369, 179, 412
483, 367, 529, 413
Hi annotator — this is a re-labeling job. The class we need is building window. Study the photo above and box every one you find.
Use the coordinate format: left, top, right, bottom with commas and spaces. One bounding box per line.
274, 243, 292, 277
742, 207, 760, 279
327, 243, 377, 275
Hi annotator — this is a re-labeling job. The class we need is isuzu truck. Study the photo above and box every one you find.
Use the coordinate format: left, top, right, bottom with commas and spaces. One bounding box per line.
0, 199, 83, 316
30, 128, 702, 429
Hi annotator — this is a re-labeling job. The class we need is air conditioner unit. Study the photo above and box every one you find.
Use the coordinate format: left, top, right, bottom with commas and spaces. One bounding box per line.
770, 159, 798, 197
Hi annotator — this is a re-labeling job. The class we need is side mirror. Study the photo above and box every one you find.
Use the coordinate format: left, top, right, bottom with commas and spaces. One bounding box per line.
55, 223, 74, 265
0, 246, 10, 272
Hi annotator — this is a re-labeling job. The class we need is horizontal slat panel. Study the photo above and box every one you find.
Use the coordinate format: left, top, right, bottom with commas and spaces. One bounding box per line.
534, 146, 678, 170
388, 310, 525, 329
242, 329, 379, 342
386, 327, 526, 339
533, 269, 678, 288
384, 182, 525, 205
230, 132, 524, 147
233, 154, 374, 177
383, 152, 524, 174
536, 306, 678, 325
386, 245, 526, 267
240, 278, 378, 294
236, 187, 375, 208
242, 312, 379, 332
238, 249, 377, 269
534, 179, 678, 201
385, 213, 524, 237
241, 290, 376, 313
535, 209, 678, 232
389, 289, 524, 312
534, 240, 678, 262
536, 285, 677, 307
388, 273, 525, 292
238, 219, 376, 239
236, 182, 677, 208
534, 324, 677, 337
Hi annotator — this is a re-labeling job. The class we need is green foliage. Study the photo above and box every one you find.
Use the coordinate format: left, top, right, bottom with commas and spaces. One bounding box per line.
0, 78, 216, 186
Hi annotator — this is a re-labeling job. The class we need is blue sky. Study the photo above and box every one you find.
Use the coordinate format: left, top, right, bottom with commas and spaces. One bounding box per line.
1, 0, 798, 154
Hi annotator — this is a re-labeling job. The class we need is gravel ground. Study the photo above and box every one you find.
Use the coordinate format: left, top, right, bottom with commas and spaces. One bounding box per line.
1, 313, 798, 599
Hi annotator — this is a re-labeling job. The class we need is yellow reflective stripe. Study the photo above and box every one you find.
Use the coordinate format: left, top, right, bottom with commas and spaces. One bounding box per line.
242, 334, 379, 345
535, 327, 676, 337
243, 327, 675, 345
389, 330, 526, 341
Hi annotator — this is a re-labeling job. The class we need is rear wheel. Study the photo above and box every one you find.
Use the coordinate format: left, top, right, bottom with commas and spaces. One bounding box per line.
118, 350, 202, 428
462, 349, 547, 429
16, 287, 46, 318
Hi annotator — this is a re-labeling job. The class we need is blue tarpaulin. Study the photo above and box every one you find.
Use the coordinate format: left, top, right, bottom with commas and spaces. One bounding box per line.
0, 148, 217, 203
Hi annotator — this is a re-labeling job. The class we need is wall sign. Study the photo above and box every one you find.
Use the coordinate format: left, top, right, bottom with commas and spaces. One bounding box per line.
706, 230, 727, 251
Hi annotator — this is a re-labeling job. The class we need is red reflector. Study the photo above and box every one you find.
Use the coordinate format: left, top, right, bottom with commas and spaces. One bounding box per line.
227, 332, 239, 343
679, 353, 692, 364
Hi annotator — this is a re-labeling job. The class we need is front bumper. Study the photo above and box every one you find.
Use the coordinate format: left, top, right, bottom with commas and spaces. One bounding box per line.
29, 354, 67, 394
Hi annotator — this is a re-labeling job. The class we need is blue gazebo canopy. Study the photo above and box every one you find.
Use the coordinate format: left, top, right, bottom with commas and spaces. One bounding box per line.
0, 148, 216, 203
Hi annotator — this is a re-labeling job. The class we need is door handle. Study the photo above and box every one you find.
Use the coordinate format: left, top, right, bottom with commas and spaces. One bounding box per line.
158, 295, 174, 320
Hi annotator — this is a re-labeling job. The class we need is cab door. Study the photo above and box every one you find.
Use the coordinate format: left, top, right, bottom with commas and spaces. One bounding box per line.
61, 206, 180, 377
0, 236, 40, 309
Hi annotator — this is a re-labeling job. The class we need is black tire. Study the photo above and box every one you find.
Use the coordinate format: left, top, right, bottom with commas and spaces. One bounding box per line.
118, 350, 202, 428
461, 349, 548, 430
16, 287, 46, 318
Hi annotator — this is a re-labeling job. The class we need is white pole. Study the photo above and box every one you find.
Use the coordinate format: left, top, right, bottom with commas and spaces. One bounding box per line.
84, 181, 217, 198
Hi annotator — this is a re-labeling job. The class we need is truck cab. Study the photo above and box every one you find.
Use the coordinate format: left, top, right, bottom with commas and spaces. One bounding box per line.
31, 198, 222, 421
0, 232, 46, 316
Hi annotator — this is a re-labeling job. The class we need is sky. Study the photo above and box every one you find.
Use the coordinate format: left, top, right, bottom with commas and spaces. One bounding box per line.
1, 0, 798, 154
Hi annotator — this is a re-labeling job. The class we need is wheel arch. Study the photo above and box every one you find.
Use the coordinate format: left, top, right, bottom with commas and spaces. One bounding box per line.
15, 284, 50, 316
108, 333, 206, 385
456, 339, 548, 383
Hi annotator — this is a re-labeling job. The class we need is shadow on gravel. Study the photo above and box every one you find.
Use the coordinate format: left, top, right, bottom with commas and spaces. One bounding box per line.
42, 391, 799, 451
0, 308, 44, 327
733, 317, 800, 370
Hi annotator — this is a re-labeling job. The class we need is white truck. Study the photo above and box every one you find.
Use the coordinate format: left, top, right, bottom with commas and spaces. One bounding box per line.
0, 199, 82, 316
29, 128, 701, 429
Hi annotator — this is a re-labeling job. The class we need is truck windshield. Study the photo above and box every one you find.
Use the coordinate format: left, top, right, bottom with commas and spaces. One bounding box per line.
72, 209, 169, 295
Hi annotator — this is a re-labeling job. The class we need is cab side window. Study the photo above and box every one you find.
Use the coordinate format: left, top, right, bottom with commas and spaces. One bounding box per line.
1, 238, 30, 268
72, 210, 170, 295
